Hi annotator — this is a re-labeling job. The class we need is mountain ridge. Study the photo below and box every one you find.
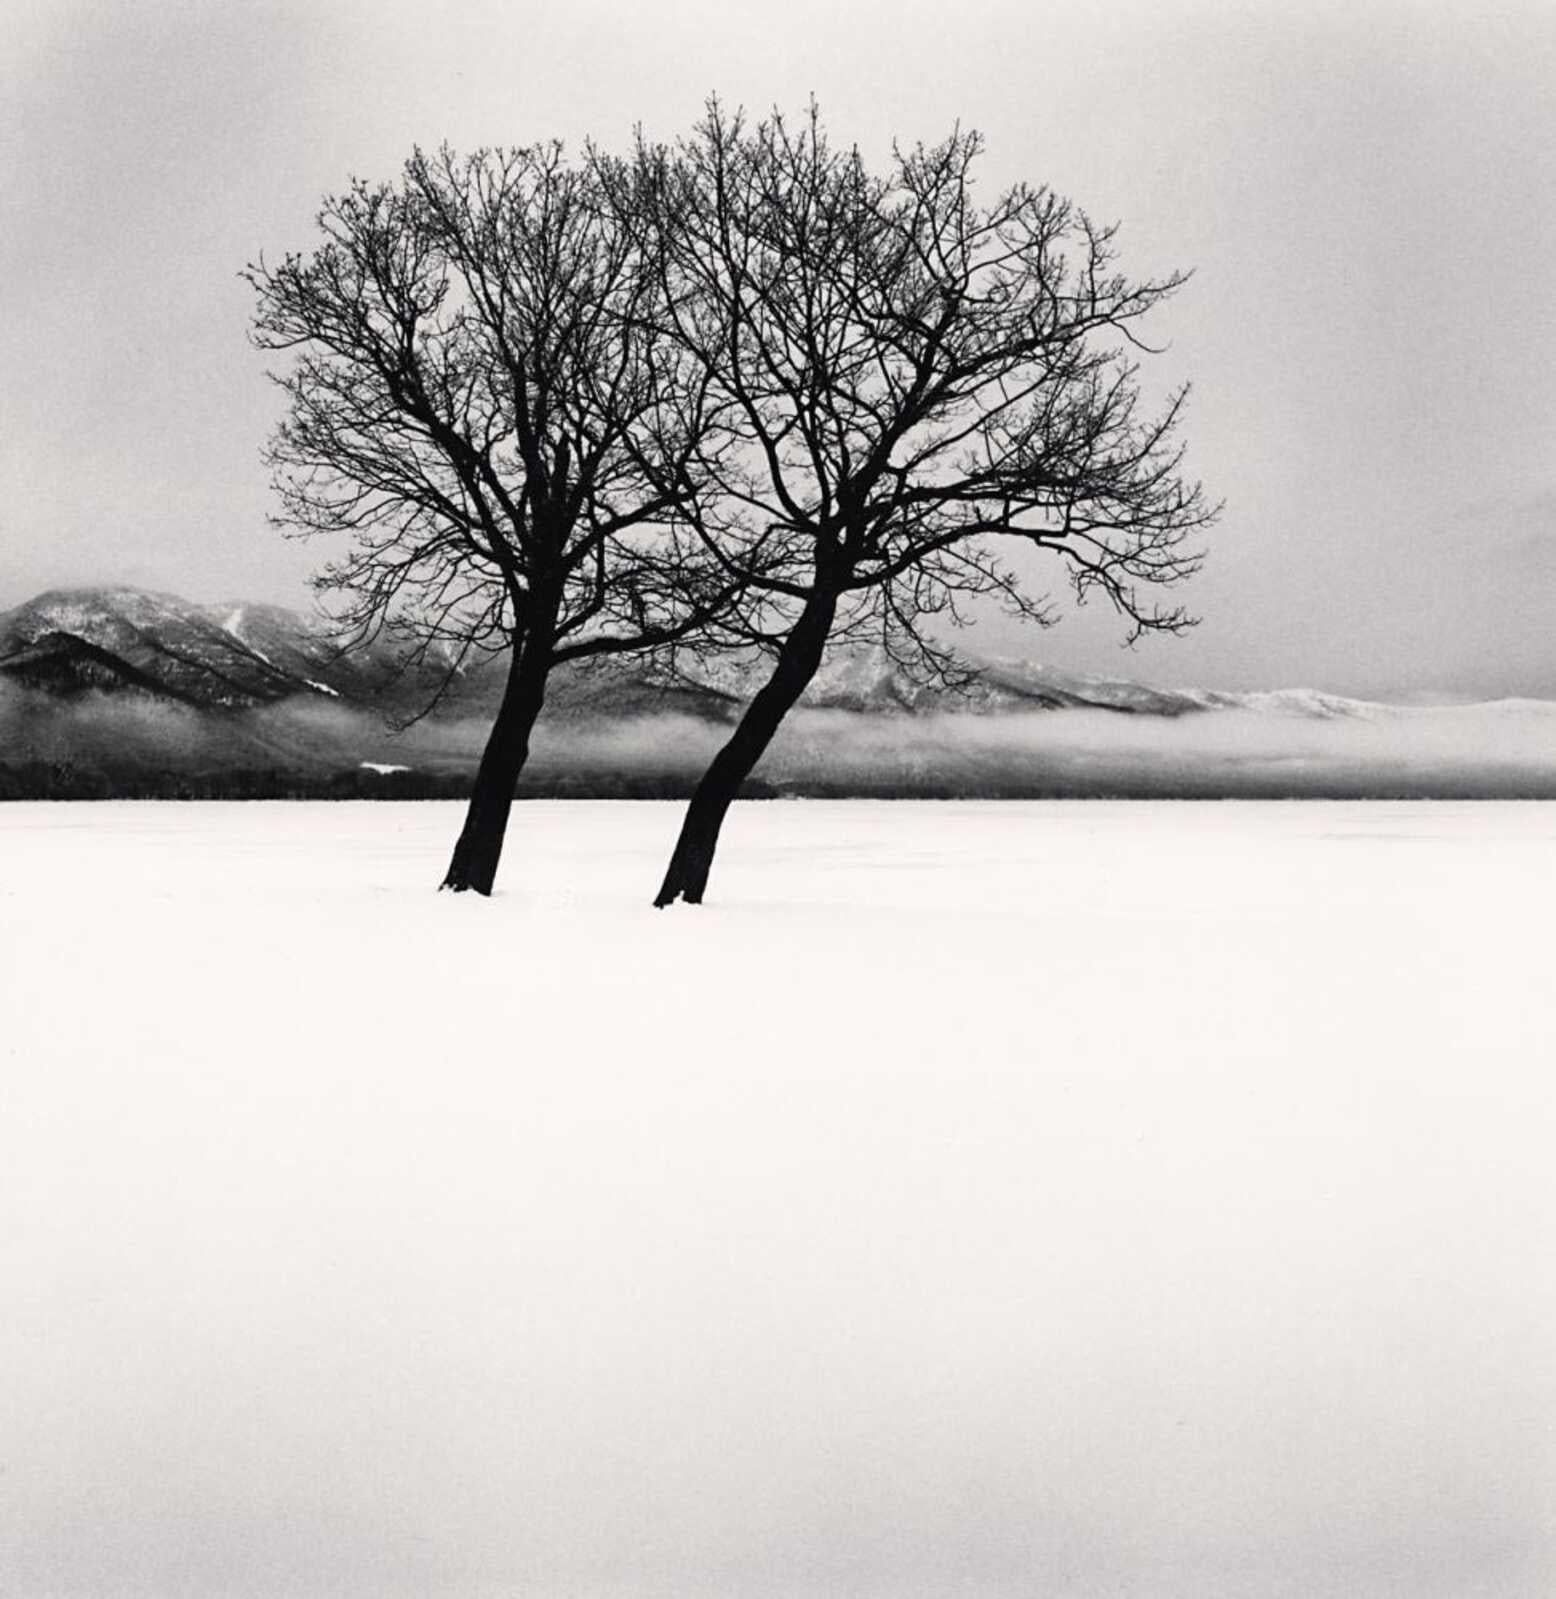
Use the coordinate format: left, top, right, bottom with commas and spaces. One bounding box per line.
0, 584, 1445, 721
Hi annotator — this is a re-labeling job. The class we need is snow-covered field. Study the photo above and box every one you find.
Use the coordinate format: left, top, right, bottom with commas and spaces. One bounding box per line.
4, 799, 1555, 1599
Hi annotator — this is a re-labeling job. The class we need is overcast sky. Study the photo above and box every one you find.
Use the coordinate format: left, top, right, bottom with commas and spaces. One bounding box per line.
4, 0, 1554, 695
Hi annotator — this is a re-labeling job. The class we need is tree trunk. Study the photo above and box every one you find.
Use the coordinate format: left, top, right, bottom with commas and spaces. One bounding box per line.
654, 587, 838, 907
440, 627, 554, 896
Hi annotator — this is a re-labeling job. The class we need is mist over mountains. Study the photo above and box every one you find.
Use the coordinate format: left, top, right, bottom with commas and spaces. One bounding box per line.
3, 586, 1555, 799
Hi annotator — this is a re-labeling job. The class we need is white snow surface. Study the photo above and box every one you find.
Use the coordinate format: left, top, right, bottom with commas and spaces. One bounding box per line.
218, 603, 279, 667
3, 799, 1555, 1599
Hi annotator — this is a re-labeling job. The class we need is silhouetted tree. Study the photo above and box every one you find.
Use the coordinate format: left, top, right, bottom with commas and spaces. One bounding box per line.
611, 104, 1218, 906
248, 145, 740, 894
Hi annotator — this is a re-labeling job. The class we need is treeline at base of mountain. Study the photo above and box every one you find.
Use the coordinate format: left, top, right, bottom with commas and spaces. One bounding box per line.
13, 761, 1556, 803
0, 762, 719, 802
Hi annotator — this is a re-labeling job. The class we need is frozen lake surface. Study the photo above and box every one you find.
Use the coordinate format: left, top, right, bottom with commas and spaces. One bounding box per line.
3, 799, 1555, 1599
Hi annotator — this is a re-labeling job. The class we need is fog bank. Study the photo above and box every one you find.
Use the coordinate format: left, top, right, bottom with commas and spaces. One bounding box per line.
8, 683, 1556, 797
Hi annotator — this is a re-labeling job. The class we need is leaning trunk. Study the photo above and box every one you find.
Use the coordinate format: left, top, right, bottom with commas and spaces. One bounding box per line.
440, 627, 554, 896
654, 588, 838, 907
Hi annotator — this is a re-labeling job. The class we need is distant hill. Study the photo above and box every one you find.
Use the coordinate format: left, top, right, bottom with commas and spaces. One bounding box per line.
2, 586, 1553, 799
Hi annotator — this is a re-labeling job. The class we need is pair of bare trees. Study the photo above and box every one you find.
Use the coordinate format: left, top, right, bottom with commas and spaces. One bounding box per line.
248, 103, 1216, 905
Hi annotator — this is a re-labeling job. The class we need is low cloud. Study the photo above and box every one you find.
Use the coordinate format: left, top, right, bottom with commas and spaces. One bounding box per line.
749, 701, 1556, 796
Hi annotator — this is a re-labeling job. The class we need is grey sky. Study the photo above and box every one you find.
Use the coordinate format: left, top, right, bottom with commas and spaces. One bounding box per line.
4, 0, 1554, 694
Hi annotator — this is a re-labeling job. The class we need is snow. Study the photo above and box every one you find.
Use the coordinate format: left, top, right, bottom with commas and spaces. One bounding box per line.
305, 677, 341, 696
218, 604, 283, 671
2, 799, 1554, 1599
1199, 685, 1386, 718
359, 760, 410, 774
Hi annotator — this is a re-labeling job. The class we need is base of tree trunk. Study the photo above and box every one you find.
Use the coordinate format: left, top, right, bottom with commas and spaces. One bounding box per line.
653, 876, 706, 908
439, 835, 501, 896
439, 868, 494, 896
439, 780, 519, 896
653, 792, 728, 907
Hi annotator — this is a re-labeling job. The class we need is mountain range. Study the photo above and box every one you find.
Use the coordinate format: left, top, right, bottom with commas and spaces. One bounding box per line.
2, 586, 1553, 799
0, 584, 1389, 718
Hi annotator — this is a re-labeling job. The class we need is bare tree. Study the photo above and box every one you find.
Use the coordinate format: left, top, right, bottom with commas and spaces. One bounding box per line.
248, 144, 738, 894
609, 103, 1219, 906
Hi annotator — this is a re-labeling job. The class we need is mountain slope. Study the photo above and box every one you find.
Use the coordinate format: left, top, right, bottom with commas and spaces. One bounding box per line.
0, 587, 510, 712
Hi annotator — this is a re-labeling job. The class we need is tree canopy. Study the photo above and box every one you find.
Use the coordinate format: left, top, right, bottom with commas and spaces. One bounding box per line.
611, 103, 1218, 905
249, 105, 1215, 904
248, 144, 743, 892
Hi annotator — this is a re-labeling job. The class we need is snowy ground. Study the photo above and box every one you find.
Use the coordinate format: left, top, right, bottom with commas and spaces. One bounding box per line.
3, 799, 1555, 1599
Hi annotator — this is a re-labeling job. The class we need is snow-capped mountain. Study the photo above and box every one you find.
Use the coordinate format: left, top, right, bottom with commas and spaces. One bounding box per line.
0, 583, 1521, 729
0, 587, 452, 710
